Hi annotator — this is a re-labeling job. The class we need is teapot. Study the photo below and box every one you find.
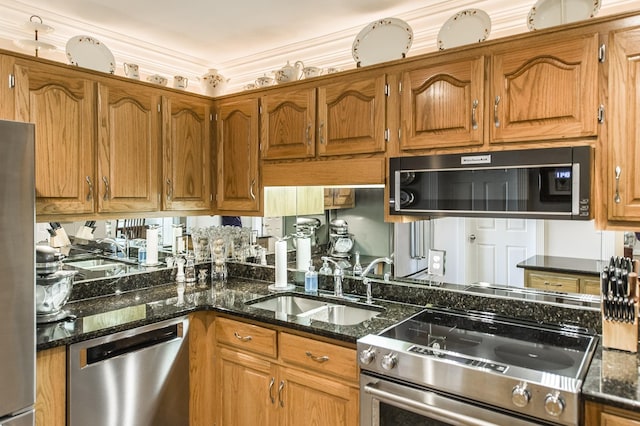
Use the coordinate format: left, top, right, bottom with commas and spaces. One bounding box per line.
201, 68, 229, 96
275, 60, 304, 84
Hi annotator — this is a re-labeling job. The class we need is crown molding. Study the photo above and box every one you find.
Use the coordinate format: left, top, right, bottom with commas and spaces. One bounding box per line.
0, 0, 637, 95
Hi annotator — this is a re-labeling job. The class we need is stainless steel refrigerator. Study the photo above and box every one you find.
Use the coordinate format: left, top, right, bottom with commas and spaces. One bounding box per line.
0, 120, 35, 426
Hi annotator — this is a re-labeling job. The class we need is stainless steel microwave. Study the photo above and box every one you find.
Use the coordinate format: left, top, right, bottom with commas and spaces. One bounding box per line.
389, 146, 592, 220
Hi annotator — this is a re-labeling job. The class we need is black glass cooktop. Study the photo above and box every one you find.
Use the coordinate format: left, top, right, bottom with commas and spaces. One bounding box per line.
380, 309, 594, 378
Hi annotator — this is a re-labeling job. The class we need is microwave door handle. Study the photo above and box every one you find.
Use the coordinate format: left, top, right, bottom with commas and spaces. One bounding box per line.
364, 382, 521, 426
572, 163, 580, 215
394, 170, 401, 212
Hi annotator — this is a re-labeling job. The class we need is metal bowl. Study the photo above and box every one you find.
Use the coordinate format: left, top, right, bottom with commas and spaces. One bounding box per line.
36, 270, 77, 317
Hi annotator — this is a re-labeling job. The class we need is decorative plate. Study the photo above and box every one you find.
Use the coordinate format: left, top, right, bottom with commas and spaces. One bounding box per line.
527, 0, 601, 31
65, 35, 115, 74
437, 9, 492, 51
352, 17, 413, 67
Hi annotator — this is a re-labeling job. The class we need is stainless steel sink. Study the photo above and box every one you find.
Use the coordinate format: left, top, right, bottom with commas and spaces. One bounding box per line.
246, 294, 384, 325
65, 257, 135, 271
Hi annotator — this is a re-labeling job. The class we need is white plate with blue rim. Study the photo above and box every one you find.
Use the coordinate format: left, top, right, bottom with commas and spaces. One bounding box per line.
437, 9, 492, 51
527, 0, 601, 30
352, 17, 413, 67
65, 35, 115, 74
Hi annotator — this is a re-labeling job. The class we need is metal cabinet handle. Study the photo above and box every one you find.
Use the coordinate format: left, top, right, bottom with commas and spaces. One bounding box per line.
249, 179, 256, 200
277, 380, 285, 407
543, 281, 563, 287
102, 176, 110, 201
318, 122, 325, 144
166, 178, 173, 201
268, 377, 276, 404
305, 351, 330, 363
471, 99, 479, 130
233, 331, 252, 342
614, 166, 621, 204
85, 176, 93, 201
306, 124, 311, 145
493, 96, 501, 128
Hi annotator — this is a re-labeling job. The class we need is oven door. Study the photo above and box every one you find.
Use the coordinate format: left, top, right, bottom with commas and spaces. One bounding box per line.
361, 374, 547, 426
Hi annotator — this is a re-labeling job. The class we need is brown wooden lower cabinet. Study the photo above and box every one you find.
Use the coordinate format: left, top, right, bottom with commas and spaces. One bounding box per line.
35, 346, 66, 426
214, 317, 359, 426
585, 400, 640, 425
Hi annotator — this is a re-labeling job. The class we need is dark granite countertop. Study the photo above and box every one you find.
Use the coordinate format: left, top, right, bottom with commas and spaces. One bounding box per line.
582, 343, 640, 411
516, 255, 603, 276
36, 276, 423, 351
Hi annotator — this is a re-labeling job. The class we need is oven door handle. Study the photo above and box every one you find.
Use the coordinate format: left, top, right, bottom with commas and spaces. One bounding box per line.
364, 382, 513, 426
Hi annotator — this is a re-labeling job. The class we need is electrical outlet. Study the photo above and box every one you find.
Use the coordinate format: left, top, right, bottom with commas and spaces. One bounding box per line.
428, 249, 445, 276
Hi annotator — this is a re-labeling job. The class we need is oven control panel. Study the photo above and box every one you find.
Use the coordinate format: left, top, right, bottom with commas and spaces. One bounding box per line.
408, 345, 509, 373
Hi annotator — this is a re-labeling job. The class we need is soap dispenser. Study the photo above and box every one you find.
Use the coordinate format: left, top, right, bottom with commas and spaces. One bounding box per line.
319, 259, 332, 275
305, 261, 318, 294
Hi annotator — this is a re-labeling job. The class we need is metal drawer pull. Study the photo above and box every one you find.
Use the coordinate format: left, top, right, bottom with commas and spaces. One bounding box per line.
233, 332, 252, 342
614, 166, 621, 204
166, 179, 173, 201
493, 96, 501, 128
102, 176, 110, 201
277, 380, 285, 407
318, 122, 325, 144
471, 99, 479, 130
306, 124, 311, 145
85, 176, 93, 201
249, 179, 256, 200
268, 377, 275, 404
305, 351, 330, 363
544, 281, 562, 287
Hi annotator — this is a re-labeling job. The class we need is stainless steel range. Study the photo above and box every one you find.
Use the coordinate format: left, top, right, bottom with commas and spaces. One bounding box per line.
357, 308, 597, 426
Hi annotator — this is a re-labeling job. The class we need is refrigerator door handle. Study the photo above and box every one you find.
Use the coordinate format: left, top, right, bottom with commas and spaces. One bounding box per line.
409, 221, 426, 259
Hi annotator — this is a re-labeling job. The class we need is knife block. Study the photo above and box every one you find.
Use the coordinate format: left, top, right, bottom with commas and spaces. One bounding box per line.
602, 270, 639, 353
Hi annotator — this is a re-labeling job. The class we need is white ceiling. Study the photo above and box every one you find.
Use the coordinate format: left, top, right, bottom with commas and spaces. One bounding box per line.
0, 0, 636, 94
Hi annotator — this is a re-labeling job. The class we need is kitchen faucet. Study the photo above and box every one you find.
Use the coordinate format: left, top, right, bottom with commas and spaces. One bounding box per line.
97, 237, 129, 258
362, 257, 393, 304
320, 256, 344, 298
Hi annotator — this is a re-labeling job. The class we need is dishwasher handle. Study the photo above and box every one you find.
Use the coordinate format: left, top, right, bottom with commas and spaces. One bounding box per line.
82, 323, 183, 367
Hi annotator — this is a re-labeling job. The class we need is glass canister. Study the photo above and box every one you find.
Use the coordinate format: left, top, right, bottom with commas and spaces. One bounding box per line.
210, 237, 227, 286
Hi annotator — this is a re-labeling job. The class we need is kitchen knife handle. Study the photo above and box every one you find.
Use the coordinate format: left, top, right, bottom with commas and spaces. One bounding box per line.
85, 176, 93, 201
102, 176, 110, 201
471, 99, 479, 130
493, 96, 501, 128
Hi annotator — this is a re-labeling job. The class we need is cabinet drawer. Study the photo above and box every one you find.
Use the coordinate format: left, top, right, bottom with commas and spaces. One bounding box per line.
528, 272, 579, 293
279, 333, 357, 381
581, 277, 601, 296
216, 317, 277, 358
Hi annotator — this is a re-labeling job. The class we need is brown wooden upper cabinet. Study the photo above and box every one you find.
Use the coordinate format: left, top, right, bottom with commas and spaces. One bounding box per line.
13, 60, 97, 216
162, 94, 212, 211
260, 73, 387, 160
607, 27, 640, 223
490, 33, 599, 143
97, 81, 161, 213
399, 56, 485, 150
215, 96, 261, 213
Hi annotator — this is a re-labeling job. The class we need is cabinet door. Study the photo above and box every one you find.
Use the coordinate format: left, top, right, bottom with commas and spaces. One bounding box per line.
0, 55, 17, 120
317, 74, 386, 156
14, 61, 96, 216
279, 366, 359, 426
216, 97, 260, 213
216, 347, 277, 426
261, 87, 316, 159
608, 28, 640, 222
97, 81, 161, 213
36, 346, 66, 426
162, 95, 212, 211
400, 56, 484, 150
490, 34, 598, 143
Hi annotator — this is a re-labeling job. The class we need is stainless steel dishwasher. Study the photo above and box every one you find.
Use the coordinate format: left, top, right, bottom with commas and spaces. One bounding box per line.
68, 316, 189, 426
